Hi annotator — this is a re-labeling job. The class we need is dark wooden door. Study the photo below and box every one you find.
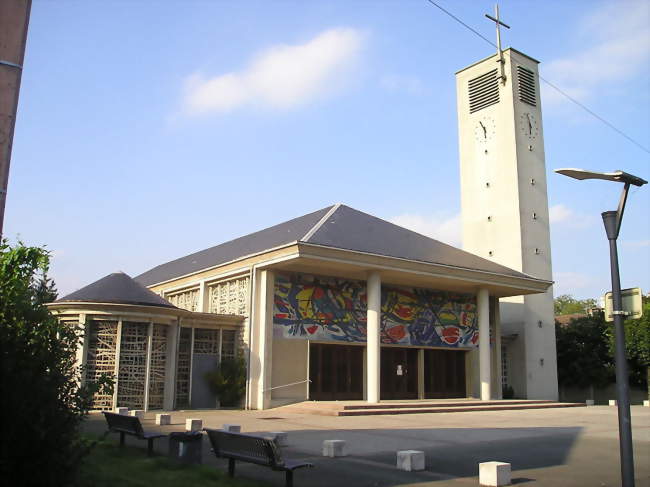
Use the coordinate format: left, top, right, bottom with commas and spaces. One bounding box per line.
309, 343, 363, 400
423, 349, 466, 398
380, 347, 418, 400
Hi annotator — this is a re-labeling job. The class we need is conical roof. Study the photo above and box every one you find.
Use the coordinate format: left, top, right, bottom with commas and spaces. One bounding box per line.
136, 203, 535, 287
56, 272, 176, 308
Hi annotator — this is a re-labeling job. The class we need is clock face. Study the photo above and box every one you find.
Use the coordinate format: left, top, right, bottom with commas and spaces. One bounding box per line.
474, 116, 496, 144
519, 113, 539, 140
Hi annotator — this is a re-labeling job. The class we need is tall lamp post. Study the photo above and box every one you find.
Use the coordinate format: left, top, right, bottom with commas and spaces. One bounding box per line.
555, 168, 647, 487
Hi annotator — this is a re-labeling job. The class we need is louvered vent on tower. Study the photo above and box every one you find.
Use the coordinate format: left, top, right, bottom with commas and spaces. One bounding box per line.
517, 65, 536, 106
468, 69, 499, 113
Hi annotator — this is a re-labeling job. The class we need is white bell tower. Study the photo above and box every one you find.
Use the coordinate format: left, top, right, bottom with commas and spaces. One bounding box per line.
455, 9, 558, 400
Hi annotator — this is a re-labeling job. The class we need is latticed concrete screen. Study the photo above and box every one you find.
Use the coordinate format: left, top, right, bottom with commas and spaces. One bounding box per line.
175, 327, 192, 409
85, 320, 118, 410
147, 324, 167, 410
117, 322, 149, 409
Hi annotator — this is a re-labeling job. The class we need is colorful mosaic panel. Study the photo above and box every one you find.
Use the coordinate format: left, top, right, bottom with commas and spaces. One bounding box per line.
273, 273, 478, 348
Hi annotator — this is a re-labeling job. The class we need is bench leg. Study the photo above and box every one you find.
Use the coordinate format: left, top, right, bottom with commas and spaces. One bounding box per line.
228, 458, 235, 477
147, 439, 154, 456
285, 470, 294, 487
119, 432, 125, 447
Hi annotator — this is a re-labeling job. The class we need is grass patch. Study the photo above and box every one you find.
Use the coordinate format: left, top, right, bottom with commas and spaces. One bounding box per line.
76, 435, 267, 487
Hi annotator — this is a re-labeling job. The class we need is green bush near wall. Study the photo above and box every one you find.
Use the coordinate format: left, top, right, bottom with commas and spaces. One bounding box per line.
205, 355, 247, 407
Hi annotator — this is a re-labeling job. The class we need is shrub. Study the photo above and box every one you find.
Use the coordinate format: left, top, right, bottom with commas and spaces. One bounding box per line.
204, 355, 247, 407
0, 242, 112, 486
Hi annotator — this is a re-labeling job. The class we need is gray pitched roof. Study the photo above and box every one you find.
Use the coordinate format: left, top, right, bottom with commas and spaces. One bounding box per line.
135, 204, 532, 286
56, 272, 176, 308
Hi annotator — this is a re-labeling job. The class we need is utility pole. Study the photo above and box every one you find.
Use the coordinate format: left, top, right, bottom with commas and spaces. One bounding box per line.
0, 0, 32, 238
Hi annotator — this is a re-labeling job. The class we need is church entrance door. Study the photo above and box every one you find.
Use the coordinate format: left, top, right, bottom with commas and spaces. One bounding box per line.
380, 347, 418, 400
309, 343, 363, 401
423, 349, 466, 398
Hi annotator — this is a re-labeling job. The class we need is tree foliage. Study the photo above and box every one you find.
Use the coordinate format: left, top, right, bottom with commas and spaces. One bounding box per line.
554, 294, 597, 315
555, 315, 614, 388
608, 297, 650, 389
0, 242, 112, 486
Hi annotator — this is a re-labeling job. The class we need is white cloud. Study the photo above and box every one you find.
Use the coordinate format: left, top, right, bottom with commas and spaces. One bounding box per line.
182, 28, 365, 115
553, 271, 594, 295
543, 1, 650, 103
622, 239, 650, 248
389, 212, 461, 247
380, 74, 424, 95
548, 204, 594, 228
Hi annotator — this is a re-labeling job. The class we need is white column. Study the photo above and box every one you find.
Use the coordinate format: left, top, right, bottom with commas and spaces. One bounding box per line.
76, 313, 90, 385
494, 301, 503, 399
254, 269, 275, 410
367, 271, 381, 403
478, 288, 491, 400
198, 281, 210, 312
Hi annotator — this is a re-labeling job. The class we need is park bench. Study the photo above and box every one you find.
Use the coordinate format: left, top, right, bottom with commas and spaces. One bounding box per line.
102, 411, 167, 456
205, 428, 314, 487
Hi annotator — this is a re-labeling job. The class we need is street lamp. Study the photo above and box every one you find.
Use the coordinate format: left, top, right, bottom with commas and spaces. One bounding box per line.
555, 168, 647, 487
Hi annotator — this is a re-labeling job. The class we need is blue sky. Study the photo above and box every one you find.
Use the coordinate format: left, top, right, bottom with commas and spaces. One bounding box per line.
6, 0, 649, 300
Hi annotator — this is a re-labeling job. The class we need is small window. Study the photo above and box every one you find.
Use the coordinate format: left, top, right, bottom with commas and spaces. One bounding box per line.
534, 248, 541, 255
530, 178, 535, 185
532, 213, 537, 220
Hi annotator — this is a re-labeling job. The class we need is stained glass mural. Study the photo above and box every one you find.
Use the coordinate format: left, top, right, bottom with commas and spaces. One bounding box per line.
273, 273, 478, 348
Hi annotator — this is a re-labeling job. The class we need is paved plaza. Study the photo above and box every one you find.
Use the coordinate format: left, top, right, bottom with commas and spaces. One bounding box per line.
85, 405, 650, 487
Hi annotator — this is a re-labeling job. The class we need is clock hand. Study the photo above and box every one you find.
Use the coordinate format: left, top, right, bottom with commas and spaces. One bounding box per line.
480, 121, 487, 139
526, 114, 532, 135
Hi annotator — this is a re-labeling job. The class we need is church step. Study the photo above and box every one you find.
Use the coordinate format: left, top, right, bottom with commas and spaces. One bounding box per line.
341, 400, 556, 410
335, 402, 585, 416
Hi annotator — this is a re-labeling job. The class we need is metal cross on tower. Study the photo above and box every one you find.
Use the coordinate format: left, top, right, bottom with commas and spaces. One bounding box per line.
485, 3, 510, 85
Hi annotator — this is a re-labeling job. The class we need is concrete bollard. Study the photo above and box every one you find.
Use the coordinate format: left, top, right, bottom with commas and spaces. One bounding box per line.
269, 432, 289, 447
479, 461, 512, 486
129, 410, 145, 420
609, 400, 617, 406
115, 407, 128, 416
222, 424, 241, 433
585, 399, 595, 406
643, 400, 649, 407
322, 440, 347, 457
396, 450, 425, 472
156, 413, 171, 425
185, 418, 202, 432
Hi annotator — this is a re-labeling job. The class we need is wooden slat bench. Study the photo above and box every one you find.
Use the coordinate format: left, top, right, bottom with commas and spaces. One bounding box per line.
102, 411, 167, 456
205, 428, 314, 487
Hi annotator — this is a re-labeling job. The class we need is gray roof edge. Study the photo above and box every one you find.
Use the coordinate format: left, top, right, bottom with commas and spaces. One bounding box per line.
301, 203, 342, 242
297, 241, 552, 288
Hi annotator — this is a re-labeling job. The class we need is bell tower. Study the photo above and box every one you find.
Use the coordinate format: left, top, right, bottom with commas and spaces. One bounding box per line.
455, 12, 558, 400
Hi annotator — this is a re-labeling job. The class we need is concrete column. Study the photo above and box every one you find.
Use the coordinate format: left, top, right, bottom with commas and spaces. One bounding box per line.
417, 349, 425, 399
198, 281, 210, 312
253, 269, 275, 409
494, 302, 503, 399
478, 288, 491, 400
112, 319, 123, 409
367, 271, 381, 403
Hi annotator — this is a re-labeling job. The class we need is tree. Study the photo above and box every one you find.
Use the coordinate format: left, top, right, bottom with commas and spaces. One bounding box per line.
0, 242, 111, 486
554, 294, 598, 315
555, 314, 614, 388
608, 297, 650, 391
205, 354, 247, 407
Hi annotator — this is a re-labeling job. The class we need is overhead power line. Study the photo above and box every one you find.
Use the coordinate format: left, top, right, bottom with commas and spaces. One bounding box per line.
425, 0, 650, 155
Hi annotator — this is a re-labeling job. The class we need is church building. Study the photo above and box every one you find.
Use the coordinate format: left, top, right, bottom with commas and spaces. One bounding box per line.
48, 45, 559, 410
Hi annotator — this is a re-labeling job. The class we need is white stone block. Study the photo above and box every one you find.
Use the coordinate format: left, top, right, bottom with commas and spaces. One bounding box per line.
322, 440, 347, 457
155, 413, 171, 425
222, 424, 241, 433
585, 399, 595, 406
609, 400, 617, 406
270, 432, 288, 446
643, 400, 649, 407
479, 461, 511, 487
129, 410, 145, 420
185, 418, 202, 432
396, 450, 425, 472
115, 407, 128, 416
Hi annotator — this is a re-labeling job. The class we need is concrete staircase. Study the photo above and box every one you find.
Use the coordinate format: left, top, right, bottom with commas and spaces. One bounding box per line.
277, 399, 586, 417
